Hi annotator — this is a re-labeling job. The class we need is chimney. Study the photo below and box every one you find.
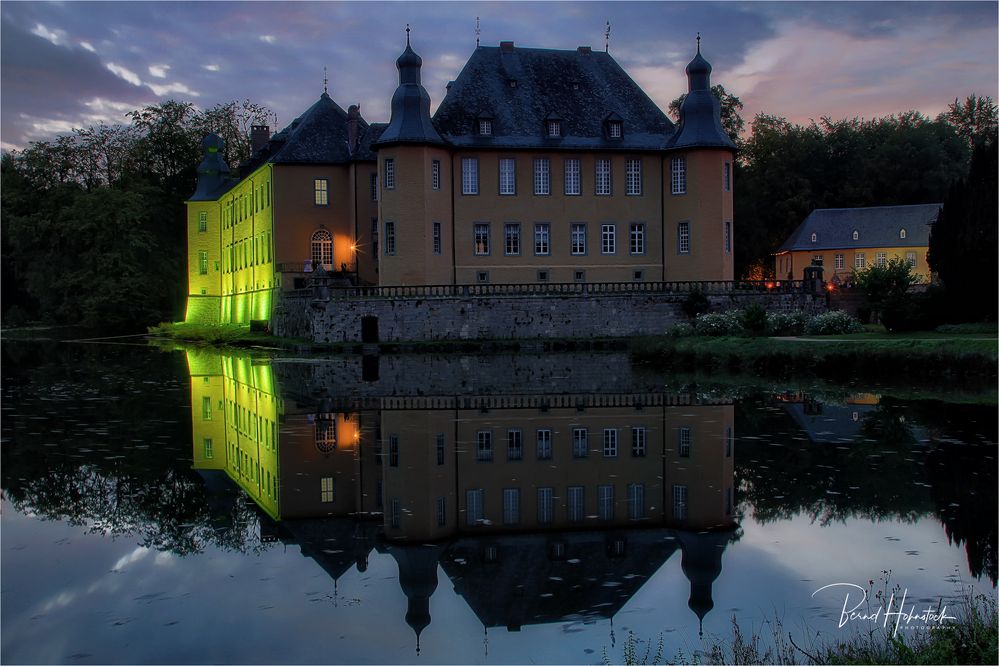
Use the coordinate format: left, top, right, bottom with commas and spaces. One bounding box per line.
500, 41, 515, 53
577, 46, 592, 55
250, 125, 270, 154
347, 105, 361, 155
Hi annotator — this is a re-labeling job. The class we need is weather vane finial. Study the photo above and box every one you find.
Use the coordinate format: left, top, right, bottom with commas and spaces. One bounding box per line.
475, 16, 481, 47
696, 32, 701, 53
406, 23, 411, 47
605, 21, 611, 53
323, 65, 328, 94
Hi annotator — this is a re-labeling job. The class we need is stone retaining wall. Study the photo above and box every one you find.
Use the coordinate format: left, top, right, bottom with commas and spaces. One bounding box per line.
273, 289, 828, 343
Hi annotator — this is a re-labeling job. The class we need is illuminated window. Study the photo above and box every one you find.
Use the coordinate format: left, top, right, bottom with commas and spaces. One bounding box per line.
503, 488, 520, 524
507, 429, 523, 460
678, 427, 691, 457
564, 158, 581, 195
572, 427, 588, 458
537, 487, 554, 524
462, 157, 479, 194
632, 427, 647, 457
202, 396, 212, 420
536, 429, 552, 460
906, 251, 917, 267
628, 483, 645, 520
598, 485, 615, 520
671, 156, 686, 195
476, 431, 493, 461
203, 438, 213, 459
571, 223, 586, 255
602, 428, 618, 457
630, 223, 645, 255
499, 158, 516, 195
198, 251, 209, 275
876, 252, 887, 267
314, 178, 329, 205
835, 254, 845, 269
315, 415, 337, 452
198, 211, 207, 232
474, 223, 490, 255
533, 158, 550, 195
625, 158, 642, 195
673, 484, 688, 520
432, 159, 441, 190
567, 486, 584, 522
321, 477, 335, 503
534, 223, 550, 255
678, 221, 690, 254
311, 229, 333, 268
432, 221, 442, 255
812, 255, 823, 266
601, 224, 616, 254
504, 223, 521, 255
595, 159, 611, 195
383, 159, 395, 190
855, 252, 866, 269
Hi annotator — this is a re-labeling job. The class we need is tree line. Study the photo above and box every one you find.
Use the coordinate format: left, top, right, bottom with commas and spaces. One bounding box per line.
1, 100, 270, 330
2, 92, 995, 331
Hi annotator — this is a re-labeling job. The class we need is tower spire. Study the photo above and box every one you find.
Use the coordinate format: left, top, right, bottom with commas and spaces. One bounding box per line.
696, 32, 701, 54
323, 65, 328, 94
605, 21, 611, 52
406, 23, 411, 46
475, 16, 481, 47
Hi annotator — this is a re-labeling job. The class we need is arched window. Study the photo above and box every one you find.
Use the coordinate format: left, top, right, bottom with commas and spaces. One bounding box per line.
899, 228, 907, 239
810, 232, 817, 243
311, 229, 333, 268
852, 230, 859, 241
315, 413, 337, 453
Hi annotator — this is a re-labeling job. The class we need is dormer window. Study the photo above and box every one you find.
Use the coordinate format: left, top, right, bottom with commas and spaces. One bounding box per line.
608, 121, 622, 138
547, 120, 561, 137
899, 228, 907, 239
810, 232, 817, 243
478, 119, 492, 136
852, 230, 859, 241
508, 79, 517, 88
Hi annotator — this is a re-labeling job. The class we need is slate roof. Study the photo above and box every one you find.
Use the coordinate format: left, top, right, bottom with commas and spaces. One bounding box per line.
433, 45, 675, 151
666, 47, 736, 152
375, 42, 446, 147
189, 133, 238, 201
777, 204, 941, 253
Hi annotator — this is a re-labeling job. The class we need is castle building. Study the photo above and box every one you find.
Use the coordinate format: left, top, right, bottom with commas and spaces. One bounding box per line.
186, 33, 735, 325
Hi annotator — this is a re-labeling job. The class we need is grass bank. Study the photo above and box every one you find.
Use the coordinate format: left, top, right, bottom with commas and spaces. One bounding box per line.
630, 332, 997, 384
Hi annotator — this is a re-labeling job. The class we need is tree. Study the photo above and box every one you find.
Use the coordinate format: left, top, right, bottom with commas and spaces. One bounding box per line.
927, 139, 998, 322
668, 83, 745, 147
852, 256, 923, 329
938, 94, 998, 151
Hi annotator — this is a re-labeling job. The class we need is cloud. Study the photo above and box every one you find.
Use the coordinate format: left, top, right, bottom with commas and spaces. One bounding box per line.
30, 22, 65, 45
148, 64, 170, 78
203, 64, 220, 72
260, 34, 276, 44
79, 40, 95, 52
106, 62, 142, 86
147, 81, 200, 97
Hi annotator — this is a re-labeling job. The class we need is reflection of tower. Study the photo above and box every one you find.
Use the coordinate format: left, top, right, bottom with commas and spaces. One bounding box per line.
383, 543, 446, 655
674, 529, 737, 637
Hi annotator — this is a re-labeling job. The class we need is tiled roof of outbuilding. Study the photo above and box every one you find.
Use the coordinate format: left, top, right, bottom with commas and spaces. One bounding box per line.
777, 204, 941, 253
433, 45, 675, 150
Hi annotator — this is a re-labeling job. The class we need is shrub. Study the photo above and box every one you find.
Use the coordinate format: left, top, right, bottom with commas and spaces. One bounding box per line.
741, 304, 769, 336
766, 310, 809, 336
667, 321, 695, 337
805, 310, 864, 335
694, 311, 744, 336
681, 289, 711, 319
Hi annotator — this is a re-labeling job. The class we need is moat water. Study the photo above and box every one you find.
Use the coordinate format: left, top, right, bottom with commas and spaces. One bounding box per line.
1, 338, 996, 664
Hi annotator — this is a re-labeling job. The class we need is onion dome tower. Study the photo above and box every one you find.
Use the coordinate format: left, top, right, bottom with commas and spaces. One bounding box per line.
192, 134, 232, 200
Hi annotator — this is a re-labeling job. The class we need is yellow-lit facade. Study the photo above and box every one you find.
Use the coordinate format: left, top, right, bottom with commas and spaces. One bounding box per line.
775, 245, 931, 284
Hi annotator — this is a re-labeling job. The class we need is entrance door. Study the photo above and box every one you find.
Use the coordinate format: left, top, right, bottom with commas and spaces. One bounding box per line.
361, 316, 379, 343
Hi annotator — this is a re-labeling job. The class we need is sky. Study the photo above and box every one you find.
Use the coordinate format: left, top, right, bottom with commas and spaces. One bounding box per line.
1, 1, 997, 151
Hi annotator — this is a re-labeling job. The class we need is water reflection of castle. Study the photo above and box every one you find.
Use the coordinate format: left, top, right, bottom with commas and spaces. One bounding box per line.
187, 350, 739, 645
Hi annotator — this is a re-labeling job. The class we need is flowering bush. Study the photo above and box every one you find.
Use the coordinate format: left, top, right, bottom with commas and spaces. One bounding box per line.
766, 310, 810, 336
694, 311, 744, 336
804, 310, 864, 335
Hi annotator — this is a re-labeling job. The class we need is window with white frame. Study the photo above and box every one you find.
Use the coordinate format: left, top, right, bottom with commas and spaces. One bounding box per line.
432, 159, 441, 190
384, 221, 396, 255
834, 253, 845, 269
203, 438, 213, 459
876, 252, 887, 267
547, 119, 561, 137
503, 488, 520, 524
383, 159, 395, 190
321, 477, 335, 503
812, 255, 823, 266
899, 228, 907, 239
906, 251, 917, 267
571, 223, 586, 255
625, 158, 642, 195
534, 223, 550, 255
678, 221, 690, 254
724, 161, 731, 191
198, 211, 208, 232
311, 229, 333, 268
601, 224, 616, 254
537, 487, 554, 524
432, 221, 442, 255
628, 483, 645, 520
466, 489, 484, 525
598, 485, 615, 520
672, 484, 688, 520
852, 230, 859, 241
630, 223, 645, 254
567, 486, 584, 522
631, 427, 647, 457
474, 223, 490, 255
671, 156, 686, 194
564, 158, 581, 195
507, 429, 523, 460
536, 429, 552, 460
314, 178, 329, 205
499, 158, 516, 195
811, 232, 817, 243
678, 427, 691, 457
198, 250, 209, 275
479, 119, 492, 135
603, 428, 618, 457
855, 252, 866, 269
534, 158, 550, 195
595, 158, 611, 195
504, 223, 521, 255
608, 120, 622, 138
572, 427, 588, 458
476, 430, 493, 461
461, 157, 479, 194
